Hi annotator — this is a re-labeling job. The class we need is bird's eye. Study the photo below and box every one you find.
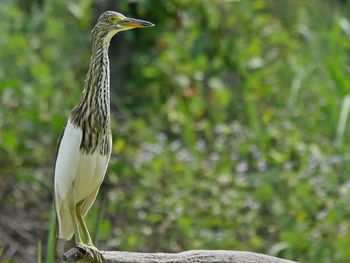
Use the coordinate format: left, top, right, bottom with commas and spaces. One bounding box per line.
108, 16, 117, 23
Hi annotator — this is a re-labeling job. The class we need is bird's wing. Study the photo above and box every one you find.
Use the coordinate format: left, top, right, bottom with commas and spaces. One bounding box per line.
54, 118, 83, 202
54, 120, 67, 168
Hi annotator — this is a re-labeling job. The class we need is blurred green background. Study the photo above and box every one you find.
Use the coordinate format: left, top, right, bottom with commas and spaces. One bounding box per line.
1, 0, 350, 262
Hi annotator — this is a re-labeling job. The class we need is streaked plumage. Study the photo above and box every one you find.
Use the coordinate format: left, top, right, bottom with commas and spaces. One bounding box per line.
53, 11, 153, 257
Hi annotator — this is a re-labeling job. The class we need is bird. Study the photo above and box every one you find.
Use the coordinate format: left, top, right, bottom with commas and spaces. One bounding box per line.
54, 11, 154, 261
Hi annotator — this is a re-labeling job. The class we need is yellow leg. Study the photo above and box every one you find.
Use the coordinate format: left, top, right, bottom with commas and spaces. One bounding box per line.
69, 203, 83, 246
76, 200, 93, 246
76, 201, 103, 262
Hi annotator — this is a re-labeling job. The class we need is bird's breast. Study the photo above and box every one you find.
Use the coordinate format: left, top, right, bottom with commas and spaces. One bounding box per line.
54, 118, 111, 202
76, 114, 111, 155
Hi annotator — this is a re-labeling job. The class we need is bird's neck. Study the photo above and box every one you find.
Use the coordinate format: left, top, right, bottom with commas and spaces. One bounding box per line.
74, 41, 111, 127
69, 31, 115, 155
85, 42, 111, 110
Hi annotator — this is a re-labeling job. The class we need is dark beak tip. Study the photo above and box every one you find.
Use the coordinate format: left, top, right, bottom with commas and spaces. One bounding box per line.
137, 20, 154, 28
123, 18, 155, 28
145, 22, 155, 27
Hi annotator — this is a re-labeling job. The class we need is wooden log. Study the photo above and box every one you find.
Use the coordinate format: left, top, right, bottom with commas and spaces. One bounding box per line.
63, 247, 298, 263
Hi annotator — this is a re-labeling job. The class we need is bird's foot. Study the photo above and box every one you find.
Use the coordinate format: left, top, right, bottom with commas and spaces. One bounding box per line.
87, 244, 104, 263
75, 243, 104, 263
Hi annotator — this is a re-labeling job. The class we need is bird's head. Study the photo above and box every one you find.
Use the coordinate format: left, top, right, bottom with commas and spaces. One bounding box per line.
91, 11, 154, 47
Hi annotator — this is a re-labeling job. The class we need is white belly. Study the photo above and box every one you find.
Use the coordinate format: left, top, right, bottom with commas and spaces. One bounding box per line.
74, 151, 109, 202
54, 118, 111, 204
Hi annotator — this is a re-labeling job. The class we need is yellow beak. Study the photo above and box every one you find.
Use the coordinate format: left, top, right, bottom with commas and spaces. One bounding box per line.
120, 17, 154, 28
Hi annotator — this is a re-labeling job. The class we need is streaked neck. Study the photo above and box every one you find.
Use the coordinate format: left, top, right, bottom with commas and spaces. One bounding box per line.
80, 39, 111, 124
70, 31, 114, 155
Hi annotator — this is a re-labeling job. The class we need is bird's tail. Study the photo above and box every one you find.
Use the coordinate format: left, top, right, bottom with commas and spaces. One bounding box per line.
56, 203, 74, 241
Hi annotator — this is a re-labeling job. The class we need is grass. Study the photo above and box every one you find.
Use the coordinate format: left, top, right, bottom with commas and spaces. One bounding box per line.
336, 95, 350, 145
37, 240, 42, 263
46, 204, 56, 263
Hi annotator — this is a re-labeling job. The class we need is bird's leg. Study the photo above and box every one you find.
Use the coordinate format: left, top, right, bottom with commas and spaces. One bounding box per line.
76, 200, 93, 246
69, 202, 84, 246
76, 201, 103, 263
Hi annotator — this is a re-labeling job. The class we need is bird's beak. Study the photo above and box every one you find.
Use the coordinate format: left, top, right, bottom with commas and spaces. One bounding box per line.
119, 17, 154, 28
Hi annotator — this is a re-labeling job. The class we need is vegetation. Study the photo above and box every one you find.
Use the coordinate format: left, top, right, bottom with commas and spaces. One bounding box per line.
1, 0, 350, 262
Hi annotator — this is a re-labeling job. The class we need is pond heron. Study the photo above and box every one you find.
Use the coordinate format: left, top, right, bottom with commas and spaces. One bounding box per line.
54, 11, 153, 261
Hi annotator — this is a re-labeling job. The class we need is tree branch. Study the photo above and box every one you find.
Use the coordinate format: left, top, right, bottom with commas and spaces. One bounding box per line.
63, 247, 298, 263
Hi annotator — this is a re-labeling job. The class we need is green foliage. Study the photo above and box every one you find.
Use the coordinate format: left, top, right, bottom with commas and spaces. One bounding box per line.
1, 0, 350, 262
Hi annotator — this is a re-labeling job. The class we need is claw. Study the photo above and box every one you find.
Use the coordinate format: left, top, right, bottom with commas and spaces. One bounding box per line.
65, 244, 103, 263
87, 245, 104, 263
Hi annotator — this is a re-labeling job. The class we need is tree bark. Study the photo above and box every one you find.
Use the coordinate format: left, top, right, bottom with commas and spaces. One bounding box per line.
63, 247, 298, 263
